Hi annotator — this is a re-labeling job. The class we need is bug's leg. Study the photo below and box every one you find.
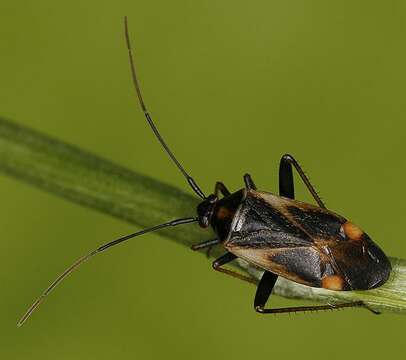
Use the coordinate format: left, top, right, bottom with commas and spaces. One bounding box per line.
191, 238, 220, 251
205, 246, 214, 258
254, 270, 279, 311
212, 252, 257, 285
254, 272, 379, 314
243, 173, 257, 190
214, 181, 231, 197
279, 154, 325, 208
256, 299, 378, 315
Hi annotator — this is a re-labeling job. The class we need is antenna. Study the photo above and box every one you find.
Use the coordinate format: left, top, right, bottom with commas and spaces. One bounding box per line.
124, 16, 206, 199
17, 217, 197, 327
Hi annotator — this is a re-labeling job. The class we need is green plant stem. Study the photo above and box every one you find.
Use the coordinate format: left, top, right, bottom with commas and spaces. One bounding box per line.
0, 117, 405, 314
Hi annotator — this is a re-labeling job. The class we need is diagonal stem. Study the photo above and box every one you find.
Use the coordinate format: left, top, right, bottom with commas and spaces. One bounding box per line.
0, 117, 405, 314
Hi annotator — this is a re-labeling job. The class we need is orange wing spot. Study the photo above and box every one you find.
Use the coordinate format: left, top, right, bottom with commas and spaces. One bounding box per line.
216, 207, 232, 220
341, 221, 364, 241
322, 275, 345, 291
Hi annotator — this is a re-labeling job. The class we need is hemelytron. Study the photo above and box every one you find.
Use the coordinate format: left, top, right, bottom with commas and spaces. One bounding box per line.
18, 17, 391, 326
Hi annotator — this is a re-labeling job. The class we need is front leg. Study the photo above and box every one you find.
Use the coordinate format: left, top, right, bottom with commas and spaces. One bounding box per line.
191, 238, 220, 251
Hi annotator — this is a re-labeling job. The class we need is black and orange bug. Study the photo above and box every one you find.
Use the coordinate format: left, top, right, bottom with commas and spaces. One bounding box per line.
17, 17, 391, 326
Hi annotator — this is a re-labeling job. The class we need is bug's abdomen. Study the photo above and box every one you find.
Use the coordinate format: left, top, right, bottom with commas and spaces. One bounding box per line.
224, 190, 391, 291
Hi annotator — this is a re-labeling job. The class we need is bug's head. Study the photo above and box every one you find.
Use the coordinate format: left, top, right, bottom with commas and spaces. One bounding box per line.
197, 194, 218, 228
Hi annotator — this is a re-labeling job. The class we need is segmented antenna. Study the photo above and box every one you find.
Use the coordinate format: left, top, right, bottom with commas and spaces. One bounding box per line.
17, 217, 197, 327
124, 16, 206, 199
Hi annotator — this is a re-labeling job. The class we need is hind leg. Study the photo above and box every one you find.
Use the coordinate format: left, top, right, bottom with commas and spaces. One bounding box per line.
279, 154, 325, 208
254, 270, 378, 314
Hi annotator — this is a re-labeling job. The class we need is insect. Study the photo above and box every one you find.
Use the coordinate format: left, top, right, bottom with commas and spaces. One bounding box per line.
18, 17, 391, 326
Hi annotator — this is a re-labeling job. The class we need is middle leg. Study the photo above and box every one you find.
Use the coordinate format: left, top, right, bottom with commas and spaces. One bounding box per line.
212, 252, 257, 285
243, 173, 257, 190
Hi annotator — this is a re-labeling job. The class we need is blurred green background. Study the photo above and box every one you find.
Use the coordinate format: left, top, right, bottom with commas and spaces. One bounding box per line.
1, 1, 405, 359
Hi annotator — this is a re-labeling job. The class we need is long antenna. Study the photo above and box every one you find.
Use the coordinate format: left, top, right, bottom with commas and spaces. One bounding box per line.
124, 16, 206, 199
17, 217, 197, 327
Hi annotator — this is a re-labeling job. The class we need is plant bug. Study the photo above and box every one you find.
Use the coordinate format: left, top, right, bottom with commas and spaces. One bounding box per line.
17, 17, 391, 326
